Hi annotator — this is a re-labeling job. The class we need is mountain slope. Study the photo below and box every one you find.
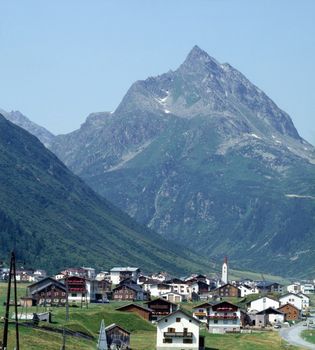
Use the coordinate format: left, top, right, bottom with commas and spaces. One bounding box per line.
0, 108, 55, 147
0, 114, 208, 274
49, 46, 315, 277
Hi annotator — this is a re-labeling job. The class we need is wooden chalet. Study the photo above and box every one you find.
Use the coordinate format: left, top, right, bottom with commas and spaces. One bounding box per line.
105, 323, 130, 349
112, 283, 148, 301
278, 303, 300, 321
144, 298, 178, 321
26, 277, 67, 306
95, 279, 112, 300
214, 283, 240, 298
208, 301, 242, 332
256, 281, 283, 294
67, 276, 87, 304
116, 303, 152, 321
189, 281, 211, 299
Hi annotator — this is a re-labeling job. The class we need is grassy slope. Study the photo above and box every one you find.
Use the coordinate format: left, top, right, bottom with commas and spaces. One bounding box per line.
90, 116, 315, 277
301, 330, 315, 345
0, 284, 305, 350
0, 115, 209, 275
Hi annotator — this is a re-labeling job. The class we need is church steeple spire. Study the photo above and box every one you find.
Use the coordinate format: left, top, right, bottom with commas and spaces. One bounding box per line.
222, 256, 228, 284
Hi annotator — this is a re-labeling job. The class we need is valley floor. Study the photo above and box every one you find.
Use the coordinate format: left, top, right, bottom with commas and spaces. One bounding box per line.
0, 283, 308, 350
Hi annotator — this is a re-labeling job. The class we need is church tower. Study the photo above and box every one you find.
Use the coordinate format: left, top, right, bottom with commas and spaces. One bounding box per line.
221, 256, 228, 284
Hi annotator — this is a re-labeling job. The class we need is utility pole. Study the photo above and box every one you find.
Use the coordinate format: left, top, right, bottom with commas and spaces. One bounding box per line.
61, 273, 69, 350
65, 274, 69, 322
12, 253, 20, 350
2, 252, 20, 350
2, 253, 13, 349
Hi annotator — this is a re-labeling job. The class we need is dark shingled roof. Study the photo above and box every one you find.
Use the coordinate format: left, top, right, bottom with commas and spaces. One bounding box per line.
116, 303, 152, 313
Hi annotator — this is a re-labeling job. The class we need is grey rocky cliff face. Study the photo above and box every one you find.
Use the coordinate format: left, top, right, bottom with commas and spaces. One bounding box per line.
1, 109, 55, 147
50, 46, 314, 176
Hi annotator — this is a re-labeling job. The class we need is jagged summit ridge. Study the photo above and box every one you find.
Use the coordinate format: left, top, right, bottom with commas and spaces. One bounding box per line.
114, 46, 302, 148
181, 45, 221, 70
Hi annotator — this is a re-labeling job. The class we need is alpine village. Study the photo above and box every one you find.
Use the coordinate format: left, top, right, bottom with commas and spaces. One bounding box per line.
1, 11, 315, 350
0, 256, 314, 350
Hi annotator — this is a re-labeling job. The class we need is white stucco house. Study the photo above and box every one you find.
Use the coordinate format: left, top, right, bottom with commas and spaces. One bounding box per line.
297, 293, 310, 310
248, 297, 279, 313
156, 309, 204, 350
161, 292, 184, 303
279, 293, 302, 311
143, 282, 172, 297
110, 267, 140, 285
254, 307, 285, 326
165, 279, 190, 298
287, 283, 301, 294
301, 284, 315, 295
238, 285, 259, 298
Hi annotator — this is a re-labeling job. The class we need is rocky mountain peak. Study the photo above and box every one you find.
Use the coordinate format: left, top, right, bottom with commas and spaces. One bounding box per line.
182, 45, 220, 68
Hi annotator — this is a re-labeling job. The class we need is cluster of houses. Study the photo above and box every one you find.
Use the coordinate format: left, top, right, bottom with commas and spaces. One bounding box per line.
16, 262, 313, 312
1, 259, 313, 350
0, 266, 47, 282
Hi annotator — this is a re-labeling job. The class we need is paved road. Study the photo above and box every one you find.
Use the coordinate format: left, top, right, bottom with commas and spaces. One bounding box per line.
280, 322, 315, 349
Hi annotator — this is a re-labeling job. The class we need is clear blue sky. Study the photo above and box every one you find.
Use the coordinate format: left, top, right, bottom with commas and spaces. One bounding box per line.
1, 0, 314, 143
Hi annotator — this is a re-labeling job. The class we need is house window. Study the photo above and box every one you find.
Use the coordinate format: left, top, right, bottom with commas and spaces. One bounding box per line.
176, 317, 181, 322
223, 320, 228, 324
214, 320, 218, 324
183, 339, 193, 344
164, 319, 168, 322
168, 328, 175, 333
163, 338, 172, 343
71, 293, 77, 297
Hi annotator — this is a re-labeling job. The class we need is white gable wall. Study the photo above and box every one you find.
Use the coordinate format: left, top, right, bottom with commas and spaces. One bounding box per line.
297, 293, 310, 309
156, 311, 199, 349
249, 297, 279, 312
267, 312, 285, 325
279, 294, 302, 310
238, 285, 259, 298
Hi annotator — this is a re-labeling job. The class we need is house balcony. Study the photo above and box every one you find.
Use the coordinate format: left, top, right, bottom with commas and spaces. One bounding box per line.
208, 315, 238, 320
164, 332, 193, 338
67, 280, 85, 285
152, 311, 170, 315
194, 312, 207, 317
68, 287, 86, 292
